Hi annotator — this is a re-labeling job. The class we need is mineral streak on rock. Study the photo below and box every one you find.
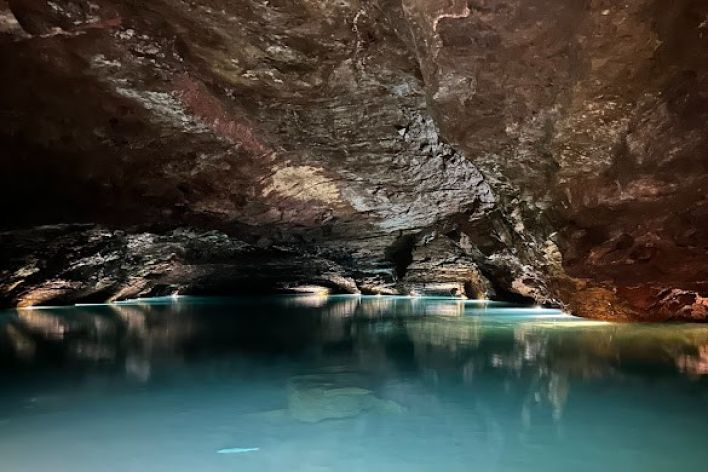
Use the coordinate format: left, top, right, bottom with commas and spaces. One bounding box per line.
0, 0, 706, 320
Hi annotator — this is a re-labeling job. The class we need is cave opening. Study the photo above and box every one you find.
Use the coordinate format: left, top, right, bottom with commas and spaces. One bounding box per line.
385, 233, 417, 280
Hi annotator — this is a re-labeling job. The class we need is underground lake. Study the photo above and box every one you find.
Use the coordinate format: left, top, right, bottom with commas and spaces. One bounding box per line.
1, 295, 707, 471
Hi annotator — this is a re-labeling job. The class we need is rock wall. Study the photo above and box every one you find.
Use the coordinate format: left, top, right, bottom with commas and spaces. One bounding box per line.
0, 0, 706, 320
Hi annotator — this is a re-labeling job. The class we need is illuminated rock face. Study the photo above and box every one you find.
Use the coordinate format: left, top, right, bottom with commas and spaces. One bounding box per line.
0, 0, 706, 320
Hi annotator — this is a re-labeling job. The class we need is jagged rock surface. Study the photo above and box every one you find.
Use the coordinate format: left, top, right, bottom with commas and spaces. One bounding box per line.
0, 0, 706, 320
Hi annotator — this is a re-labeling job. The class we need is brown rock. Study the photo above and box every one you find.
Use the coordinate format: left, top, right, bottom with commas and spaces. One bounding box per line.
0, 0, 705, 320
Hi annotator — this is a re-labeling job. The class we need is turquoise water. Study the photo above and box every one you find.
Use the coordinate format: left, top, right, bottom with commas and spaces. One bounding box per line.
1, 295, 708, 471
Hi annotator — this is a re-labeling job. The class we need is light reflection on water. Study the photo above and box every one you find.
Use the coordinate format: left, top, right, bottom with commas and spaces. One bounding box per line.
1, 296, 708, 471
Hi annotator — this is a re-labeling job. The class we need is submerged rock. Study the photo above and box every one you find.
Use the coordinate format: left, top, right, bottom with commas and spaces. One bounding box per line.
246, 371, 404, 424
286, 373, 404, 423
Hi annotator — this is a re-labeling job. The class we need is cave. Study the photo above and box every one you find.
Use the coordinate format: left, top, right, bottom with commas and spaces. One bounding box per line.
1, 0, 707, 470
1, 0, 706, 321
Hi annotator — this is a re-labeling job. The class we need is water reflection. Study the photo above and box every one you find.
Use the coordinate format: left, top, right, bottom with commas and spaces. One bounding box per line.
0, 295, 708, 384
1, 296, 708, 471
3, 296, 708, 390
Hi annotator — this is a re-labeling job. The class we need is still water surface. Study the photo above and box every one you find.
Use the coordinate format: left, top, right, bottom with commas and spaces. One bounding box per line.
1, 295, 708, 471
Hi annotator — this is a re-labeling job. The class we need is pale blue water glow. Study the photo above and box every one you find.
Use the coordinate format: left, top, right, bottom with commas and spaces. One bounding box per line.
1, 296, 707, 471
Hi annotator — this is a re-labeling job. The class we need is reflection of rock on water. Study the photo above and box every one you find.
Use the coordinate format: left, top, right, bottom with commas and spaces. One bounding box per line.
286, 372, 405, 423
4, 322, 36, 360
16, 310, 67, 339
405, 317, 481, 353
677, 344, 708, 376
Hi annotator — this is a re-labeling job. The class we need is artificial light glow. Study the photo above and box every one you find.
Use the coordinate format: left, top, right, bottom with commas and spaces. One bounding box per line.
17, 305, 68, 310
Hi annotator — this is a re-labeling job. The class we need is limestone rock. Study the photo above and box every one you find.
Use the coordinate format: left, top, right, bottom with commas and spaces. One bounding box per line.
0, 0, 705, 320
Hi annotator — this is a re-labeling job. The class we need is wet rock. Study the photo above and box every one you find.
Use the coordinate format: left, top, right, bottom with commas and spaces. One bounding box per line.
401, 233, 493, 298
0, 224, 369, 306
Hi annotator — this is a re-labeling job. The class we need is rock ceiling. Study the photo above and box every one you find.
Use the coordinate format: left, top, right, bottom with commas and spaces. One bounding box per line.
0, 0, 706, 320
